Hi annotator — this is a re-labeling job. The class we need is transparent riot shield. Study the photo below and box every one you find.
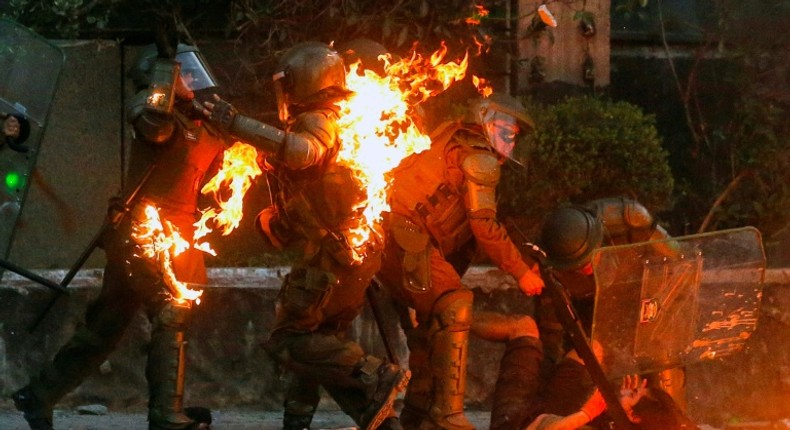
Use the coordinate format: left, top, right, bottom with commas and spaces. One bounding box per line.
590, 227, 765, 378
0, 18, 65, 266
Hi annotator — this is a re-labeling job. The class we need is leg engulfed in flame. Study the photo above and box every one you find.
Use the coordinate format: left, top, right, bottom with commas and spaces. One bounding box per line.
336, 44, 469, 248
131, 142, 262, 304
132, 203, 203, 304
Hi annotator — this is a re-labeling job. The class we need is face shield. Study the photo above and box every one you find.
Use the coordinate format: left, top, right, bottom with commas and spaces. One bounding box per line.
482, 110, 520, 160
175, 50, 219, 93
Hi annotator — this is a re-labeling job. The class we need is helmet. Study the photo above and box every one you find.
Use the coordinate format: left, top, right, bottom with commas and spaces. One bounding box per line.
470, 93, 534, 160
128, 44, 219, 95
539, 206, 604, 270
272, 41, 348, 122
337, 38, 390, 76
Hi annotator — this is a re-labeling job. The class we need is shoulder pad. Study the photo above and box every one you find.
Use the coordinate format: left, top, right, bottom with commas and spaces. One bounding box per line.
623, 199, 655, 229
294, 110, 337, 150
125, 91, 150, 122
460, 151, 500, 186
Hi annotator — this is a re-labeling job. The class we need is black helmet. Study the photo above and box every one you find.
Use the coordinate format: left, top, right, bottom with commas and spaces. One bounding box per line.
128, 43, 219, 94
539, 205, 604, 270
272, 41, 349, 122
337, 38, 390, 77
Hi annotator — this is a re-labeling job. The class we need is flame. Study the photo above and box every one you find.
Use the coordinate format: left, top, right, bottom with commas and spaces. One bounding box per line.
130, 142, 261, 303
465, 4, 490, 25
473, 75, 493, 97
335, 45, 468, 249
193, 142, 263, 254
132, 203, 203, 304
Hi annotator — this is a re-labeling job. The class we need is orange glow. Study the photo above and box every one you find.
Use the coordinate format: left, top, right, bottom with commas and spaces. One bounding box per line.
132, 203, 203, 304
465, 4, 490, 25
193, 142, 263, 255
473, 75, 493, 97
335, 45, 468, 253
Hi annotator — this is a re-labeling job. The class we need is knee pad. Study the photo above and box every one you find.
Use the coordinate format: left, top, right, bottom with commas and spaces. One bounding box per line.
430, 289, 473, 332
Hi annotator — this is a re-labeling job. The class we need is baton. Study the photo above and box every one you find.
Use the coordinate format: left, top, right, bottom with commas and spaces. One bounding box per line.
25, 165, 156, 332
367, 279, 401, 366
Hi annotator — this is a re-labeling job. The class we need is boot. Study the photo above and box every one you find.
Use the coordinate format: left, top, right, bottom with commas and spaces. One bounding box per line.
489, 336, 543, 430
283, 412, 314, 430
282, 372, 321, 430
425, 289, 475, 430
357, 362, 411, 430
378, 416, 404, 430
147, 302, 195, 430
12, 387, 54, 430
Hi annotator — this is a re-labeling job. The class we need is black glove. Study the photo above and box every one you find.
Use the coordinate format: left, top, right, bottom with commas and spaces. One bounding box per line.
208, 97, 238, 131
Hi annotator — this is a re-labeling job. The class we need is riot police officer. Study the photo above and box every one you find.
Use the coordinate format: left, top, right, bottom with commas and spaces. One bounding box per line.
376, 93, 545, 430
473, 197, 685, 430
12, 44, 225, 430
202, 41, 409, 430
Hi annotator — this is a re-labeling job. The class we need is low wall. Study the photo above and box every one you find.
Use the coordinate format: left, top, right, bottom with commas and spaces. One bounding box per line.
1, 267, 788, 427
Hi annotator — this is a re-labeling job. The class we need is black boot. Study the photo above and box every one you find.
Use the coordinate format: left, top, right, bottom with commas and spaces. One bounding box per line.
283, 412, 313, 430
358, 363, 410, 430
12, 387, 54, 430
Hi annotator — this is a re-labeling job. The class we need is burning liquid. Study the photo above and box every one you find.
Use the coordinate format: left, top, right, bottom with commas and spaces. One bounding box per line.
335, 44, 468, 249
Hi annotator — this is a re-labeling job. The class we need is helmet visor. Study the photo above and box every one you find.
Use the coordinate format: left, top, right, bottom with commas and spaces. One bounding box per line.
483, 110, 519, 159
175, 51, 218, 92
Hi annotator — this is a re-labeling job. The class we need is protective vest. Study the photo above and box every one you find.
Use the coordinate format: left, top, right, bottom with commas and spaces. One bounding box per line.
388, 121, 476, 256
135, 110, 226, 215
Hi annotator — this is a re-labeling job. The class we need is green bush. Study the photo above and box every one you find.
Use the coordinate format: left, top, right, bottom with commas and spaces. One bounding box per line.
499, 95, 674, 233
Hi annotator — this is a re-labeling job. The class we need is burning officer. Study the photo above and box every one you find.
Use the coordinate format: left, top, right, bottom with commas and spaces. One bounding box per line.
375, 93, 545, 430
12, 44, 224, 430
202, 41, 409, 430
472, 197, 685, 430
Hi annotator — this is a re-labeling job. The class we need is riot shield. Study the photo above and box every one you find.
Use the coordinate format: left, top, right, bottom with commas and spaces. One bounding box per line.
591, 227, 765, 378
0, 19, 65, 267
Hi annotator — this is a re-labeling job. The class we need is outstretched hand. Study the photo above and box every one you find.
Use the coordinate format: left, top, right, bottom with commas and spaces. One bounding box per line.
620, 374, 647, 395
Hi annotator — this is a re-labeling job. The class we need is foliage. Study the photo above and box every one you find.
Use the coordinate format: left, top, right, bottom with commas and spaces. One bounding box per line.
1, 0, 120, 39
499, 96, 674, 232
651, 0, 790, 235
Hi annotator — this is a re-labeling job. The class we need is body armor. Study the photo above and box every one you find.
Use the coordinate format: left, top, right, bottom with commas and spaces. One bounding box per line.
389, 122, 500, 259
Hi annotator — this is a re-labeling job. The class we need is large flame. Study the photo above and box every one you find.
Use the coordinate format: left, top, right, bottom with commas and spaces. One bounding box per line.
193, 142, 263, 254
335, 45, 468, 248
131, 142, 261, 304
132, 203, 203, 304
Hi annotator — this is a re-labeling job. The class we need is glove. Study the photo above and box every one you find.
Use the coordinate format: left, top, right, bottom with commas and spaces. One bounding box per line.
204, 94, 237, 130
518, 265, 545, 296
580, 389, 607, 421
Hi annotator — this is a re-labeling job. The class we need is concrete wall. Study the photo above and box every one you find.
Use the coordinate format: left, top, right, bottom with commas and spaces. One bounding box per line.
1, 267, 789, 427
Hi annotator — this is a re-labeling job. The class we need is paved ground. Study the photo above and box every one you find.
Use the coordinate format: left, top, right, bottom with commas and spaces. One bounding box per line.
0, 409, 493, 430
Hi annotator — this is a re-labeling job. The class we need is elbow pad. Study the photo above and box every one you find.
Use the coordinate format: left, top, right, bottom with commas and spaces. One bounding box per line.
230, 115, 286, 155
461, 152, 500, 213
